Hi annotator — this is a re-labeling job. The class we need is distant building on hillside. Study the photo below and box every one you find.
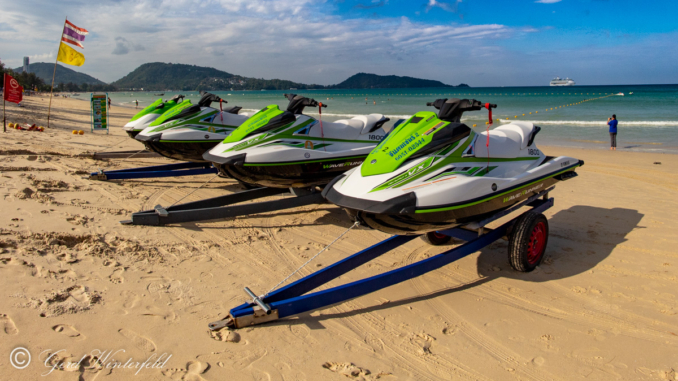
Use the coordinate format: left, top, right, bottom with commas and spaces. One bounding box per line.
23, 57, 29, 73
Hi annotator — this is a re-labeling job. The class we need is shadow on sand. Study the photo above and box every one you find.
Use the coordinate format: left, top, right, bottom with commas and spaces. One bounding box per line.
266, 205, 644, 328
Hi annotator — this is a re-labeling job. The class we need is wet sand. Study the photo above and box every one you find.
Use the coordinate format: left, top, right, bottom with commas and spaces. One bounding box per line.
1, 96, 677, 380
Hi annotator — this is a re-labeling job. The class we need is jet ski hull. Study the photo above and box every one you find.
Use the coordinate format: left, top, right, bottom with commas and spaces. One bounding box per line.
139, 139, 222, 163
126, 130, 141, 139
325, 164, 578, 235
208, 154, 367, 188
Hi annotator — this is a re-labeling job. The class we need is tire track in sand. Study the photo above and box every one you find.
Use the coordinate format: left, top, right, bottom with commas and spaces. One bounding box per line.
404, 245, 562, 381
321, 243, 493, 381
429, 257, 678, 346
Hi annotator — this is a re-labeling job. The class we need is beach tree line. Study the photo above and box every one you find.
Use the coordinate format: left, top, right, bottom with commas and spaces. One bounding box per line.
1, 60, 115, 93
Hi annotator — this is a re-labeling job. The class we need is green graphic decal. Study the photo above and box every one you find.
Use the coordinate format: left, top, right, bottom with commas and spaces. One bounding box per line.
473, 166, 498, 176
243, 155, 366, 167
223, 105, 284, 143
130, 98, 163, 122
148, 100, 194, 127
416, 164, 581, 214
261, 141, 332, 150
370, 156, 436, 192
361, 111, 448, 177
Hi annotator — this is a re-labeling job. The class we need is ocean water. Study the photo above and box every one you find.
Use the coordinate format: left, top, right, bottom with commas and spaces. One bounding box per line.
77, 84, 678, 153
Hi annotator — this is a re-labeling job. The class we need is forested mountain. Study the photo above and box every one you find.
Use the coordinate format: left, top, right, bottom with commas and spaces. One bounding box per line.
329, 73, 469, 89
3, 61, 471, 92
111, 62, 323, 91
15, 63, 107, 86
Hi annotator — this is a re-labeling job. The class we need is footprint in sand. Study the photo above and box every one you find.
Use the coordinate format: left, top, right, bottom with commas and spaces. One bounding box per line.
121, 290, 141, 309
275, 361, 307, 381
118, 328, 156, 353
68, 285, 90, 303
409, 332, 436, 355
142, 305, 178, 323
109, 268, 124, 284
52, 324, 85, 340
210, 329, 240, 343
323, 362, 389, 380
221, 348, 267, 371
52, 324, 83, 339
0, 314, 19, 335
162, 360, 209, 381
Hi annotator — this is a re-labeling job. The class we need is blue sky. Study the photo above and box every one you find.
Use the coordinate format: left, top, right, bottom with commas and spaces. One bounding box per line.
1, 0, 676, 86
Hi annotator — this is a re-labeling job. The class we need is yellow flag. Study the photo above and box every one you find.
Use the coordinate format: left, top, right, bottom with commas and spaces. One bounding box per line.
57, 42, 85, 66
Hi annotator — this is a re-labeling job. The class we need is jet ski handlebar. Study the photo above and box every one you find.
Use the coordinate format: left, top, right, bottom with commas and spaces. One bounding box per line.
284, 93, 328, 114
198, 92, 225, 108
426, 98, 488, 122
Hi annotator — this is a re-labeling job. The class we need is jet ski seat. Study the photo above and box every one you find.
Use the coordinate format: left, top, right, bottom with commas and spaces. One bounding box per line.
320, 114, 388, 140
473, 122, 536, 158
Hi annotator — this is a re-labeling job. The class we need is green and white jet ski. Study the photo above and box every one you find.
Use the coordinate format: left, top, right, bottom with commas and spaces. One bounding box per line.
135, 92, 251, 163
322, 98, 583, 235
202, 93, 391, 188
123, 94, 186, 138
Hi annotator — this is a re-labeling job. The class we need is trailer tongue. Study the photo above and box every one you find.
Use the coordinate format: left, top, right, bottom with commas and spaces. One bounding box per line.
209, 187, 555, 330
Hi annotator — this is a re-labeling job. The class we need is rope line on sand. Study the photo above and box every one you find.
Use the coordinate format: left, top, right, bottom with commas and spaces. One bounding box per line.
264, 221, 360, 297
169, 174, 219, 207
95, 137, 131, 154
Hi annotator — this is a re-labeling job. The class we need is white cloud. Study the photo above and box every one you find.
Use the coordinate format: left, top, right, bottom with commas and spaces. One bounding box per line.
2, 0, 675, 86
426, 0, 462, 13
112, 37, 145, 55
0, 0, 516, 84
535, 0, 562, 3
29, 52, 54, 61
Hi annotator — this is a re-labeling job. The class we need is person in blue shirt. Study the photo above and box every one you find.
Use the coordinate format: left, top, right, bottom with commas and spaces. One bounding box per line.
607, 114, 618, 151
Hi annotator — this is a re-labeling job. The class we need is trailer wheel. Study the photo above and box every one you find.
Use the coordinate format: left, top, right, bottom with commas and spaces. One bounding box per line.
421, 231, 453, 246
508, 212, 549, 272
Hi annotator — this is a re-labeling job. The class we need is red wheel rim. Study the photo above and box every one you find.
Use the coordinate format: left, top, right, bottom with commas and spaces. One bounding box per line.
431, 232, 447, 240
527, 222, 546, 265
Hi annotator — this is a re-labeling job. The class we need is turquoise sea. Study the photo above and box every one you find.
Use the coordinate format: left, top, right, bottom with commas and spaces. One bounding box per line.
77, 84, 678, 153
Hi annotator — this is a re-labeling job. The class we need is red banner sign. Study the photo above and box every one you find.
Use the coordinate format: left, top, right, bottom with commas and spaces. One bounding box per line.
3, 74, 23, 104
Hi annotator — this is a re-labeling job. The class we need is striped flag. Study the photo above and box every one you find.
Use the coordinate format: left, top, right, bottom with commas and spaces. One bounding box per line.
61, 20, 88, 49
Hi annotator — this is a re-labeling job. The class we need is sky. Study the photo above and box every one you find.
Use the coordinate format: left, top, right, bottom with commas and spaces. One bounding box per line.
1, 0, 677, 87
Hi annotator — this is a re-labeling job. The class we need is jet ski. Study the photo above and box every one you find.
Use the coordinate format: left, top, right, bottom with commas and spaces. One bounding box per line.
322, 98, 583, 235
122, 94, 186, 138
202, 93, 391, 188
135, 92, 251, 163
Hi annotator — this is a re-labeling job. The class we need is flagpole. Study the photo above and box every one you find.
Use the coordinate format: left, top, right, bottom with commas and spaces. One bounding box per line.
47, 16, 67, 129
3, 74, 6, 133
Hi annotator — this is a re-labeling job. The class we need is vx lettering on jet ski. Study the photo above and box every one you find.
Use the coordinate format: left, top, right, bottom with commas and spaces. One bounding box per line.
323, 161, 362, 169
502, 183, 543, 203
387, 133, 424, 161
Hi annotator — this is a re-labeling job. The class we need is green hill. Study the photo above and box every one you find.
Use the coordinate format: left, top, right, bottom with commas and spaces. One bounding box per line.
111, 62, 323, 91
329, 73, 468, 89
9, 62, 472, 92
15, 63, 107, 86
330, 72, 459, 89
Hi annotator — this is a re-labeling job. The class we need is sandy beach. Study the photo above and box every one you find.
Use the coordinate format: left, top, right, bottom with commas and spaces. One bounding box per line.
1, 96, 677, 380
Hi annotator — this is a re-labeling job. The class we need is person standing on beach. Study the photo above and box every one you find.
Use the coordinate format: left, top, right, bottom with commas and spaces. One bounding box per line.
135, 100, 138, 108
607, 114, 618, 151
108, 97, 111, 110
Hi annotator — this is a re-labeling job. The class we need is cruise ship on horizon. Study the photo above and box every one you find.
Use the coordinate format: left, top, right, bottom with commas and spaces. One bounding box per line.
550, 77, 576, 86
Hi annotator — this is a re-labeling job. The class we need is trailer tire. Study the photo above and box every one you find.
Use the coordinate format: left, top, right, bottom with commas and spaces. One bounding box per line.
421, 231, 453, 246
508, 212, 548, 272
